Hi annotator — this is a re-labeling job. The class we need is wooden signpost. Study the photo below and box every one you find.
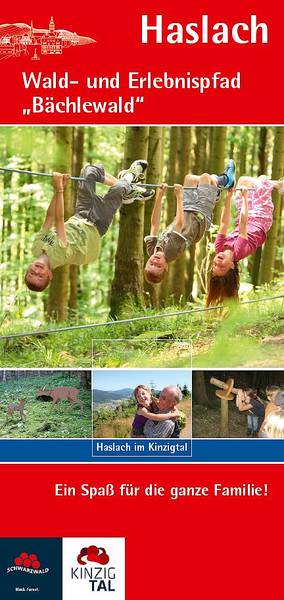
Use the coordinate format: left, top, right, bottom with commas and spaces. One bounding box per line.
210, 377, 240, 437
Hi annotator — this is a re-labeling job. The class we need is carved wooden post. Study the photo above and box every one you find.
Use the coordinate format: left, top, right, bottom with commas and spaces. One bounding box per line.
210, 377, 236, 438
220, 396, 229, 438
210, 377, 239, 395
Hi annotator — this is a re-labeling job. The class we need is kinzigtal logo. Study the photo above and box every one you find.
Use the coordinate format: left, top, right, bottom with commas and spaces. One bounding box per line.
77, 545, 110, 565
7, 552, 49, 575
65, 538, 124, 597
0, 16, 95, 61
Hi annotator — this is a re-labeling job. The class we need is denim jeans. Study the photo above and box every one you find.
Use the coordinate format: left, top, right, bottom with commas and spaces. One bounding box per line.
247, 414, 259, 432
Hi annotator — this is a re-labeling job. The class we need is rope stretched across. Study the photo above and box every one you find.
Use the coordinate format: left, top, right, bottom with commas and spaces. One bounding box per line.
0, 167, 254, 190
0, 167, 85, 182
0, 294, 283, 341
142, 183, 255, 191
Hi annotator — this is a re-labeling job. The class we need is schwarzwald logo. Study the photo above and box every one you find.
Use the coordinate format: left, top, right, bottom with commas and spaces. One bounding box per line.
7, 552, 49, 575
15, 552, 41, 569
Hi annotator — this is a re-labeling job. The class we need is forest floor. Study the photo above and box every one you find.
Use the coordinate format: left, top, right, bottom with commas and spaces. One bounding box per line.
93, 397, 191, 439
1, 285, 284, 369
193, 404, 256, 438
0, 373, 91, 438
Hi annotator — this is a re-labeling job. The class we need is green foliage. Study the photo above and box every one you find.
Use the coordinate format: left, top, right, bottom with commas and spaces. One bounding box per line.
177, 411, 186, 430
193, 285, 284, 367
1, 283, 283, 368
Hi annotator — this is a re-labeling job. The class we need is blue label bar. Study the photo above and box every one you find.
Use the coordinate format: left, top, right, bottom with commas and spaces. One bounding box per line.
0, 438, 283, 462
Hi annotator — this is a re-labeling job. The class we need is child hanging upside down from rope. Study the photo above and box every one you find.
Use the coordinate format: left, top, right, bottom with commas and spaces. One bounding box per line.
144, 161, 236, 284
207, 175, 284, 306
25, 161, 154, 292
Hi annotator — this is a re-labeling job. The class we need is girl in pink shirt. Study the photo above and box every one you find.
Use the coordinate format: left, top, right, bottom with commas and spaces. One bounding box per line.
207, 175, 284, 306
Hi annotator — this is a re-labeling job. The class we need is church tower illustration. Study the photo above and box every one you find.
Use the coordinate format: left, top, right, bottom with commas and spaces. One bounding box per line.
42, 16, 62, 54
49, 16, 55, 33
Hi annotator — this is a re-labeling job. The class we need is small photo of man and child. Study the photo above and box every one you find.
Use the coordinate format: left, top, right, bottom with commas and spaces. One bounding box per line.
92, 369, 191, 439
192, 370, 284, 438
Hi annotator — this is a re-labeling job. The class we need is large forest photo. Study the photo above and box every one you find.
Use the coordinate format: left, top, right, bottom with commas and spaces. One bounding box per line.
0, 125, 284, 368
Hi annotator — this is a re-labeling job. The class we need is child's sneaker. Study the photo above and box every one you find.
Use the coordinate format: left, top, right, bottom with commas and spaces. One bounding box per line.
119, 160, 148, 184
122, 184, 155, 204
129, 159, 148, 182
223, 159, 236, 189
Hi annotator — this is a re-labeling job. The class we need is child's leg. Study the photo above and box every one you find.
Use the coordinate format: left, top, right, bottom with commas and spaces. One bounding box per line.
237, 175, 258, 188
252, 415, 259, 433
270, 177, 284, 194
100, 178, 132, 216
75, 164, 106, 215
104, 171, 138, 187
75, 164, 132, 236
184, 173, 218, 217
199, 173, 217, 187
247, 414, 252, 435
182, 173, 218, 243
195, 173, 218, 225
184, 174, 200, 188
237, 174, 282, 190
238, 175, 283, 191
236, 175, 274, 233
104, 172, 118, 186
182, 174, 199, 213
253, 174, 283, 192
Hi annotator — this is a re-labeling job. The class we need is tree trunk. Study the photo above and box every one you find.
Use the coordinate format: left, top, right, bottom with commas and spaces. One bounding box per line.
169, 127, 191, 304
251, 127, 269, 286
192, 127, 210, 297
238, 127, 249, 176
192, 371, 209, 405
143, 126, 164, 307
80, 371, 91, 388
68, 127, 85, 315
210, 127, 228, 224
228, 126, 238, 162
250, 247, 262, 288
109, 126, 149, 317
159, 127, 178, 306
193, 127, 209, 173
86, 127, 96, 163
258, 127, 268, 175
47, 127, 73, 321
251, 127, 267, 288
185, 245, 196, 301
259, 127, 284, 283
250, 129, 258, 176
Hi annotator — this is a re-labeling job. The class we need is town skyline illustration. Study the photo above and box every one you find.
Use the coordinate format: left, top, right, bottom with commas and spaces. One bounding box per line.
0, 17, 96, 60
